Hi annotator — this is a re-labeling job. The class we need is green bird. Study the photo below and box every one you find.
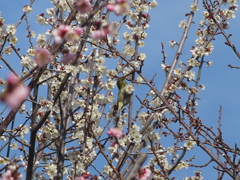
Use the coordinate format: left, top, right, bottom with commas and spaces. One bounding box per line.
117, 78, 131, 111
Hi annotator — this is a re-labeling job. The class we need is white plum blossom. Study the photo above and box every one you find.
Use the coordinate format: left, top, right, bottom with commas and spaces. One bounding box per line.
0, 136, 6, 142
123, 44, 135, 56
138, 112, 148, 125
105, 93, 114, 103
150, 97, 162, 108
123, 31, 133, 41
229, 0, 238, 5
129, 126, 142, 143
103, 165, 113, 175
191, 87, 199, 94
37, 33, 47, 46
185, 70, 195, 81
149, 0, 158, 9
137, 4, 149, 13
138, 40, 145, 47
174, 68, 182, 77
6, 24, 16, 35
176, 161, 189, 170
184, 138, 196, 150
161, 63, 170, 71
190, 3, 199, 12
167, 146, 176, 155
106, 69, 118, 78
108, 143, 118, 156
81, 79, 94, 88
132, 26, 143, 36
188, 58, 200, 67
46, 8, 55, 17
23, 5, 32, 12
139, 53, 146, 61
136, 76, 143, 84
96, 65, 107, 76
168, 84, 178, 93
4, 47, 12, 55
223, 9, 236, 19
124, 83, 135, 94
27, 47, 36, 56
45, 163, 57, 178
17, 124, 29, 138
36, 15, 48, 25
72, 99, 86, 109
195, 37, 205, 46
199, 19, 205, 27
179, 19, 187, 29
94, 93, 105, 104
103, 80, 116, 90
10, 142, 18, 150
21, 56, 32, 67
203, 11, 209, 18
0, 157, 9, 165
9, 36, 18, 45
132, 0, 141, 6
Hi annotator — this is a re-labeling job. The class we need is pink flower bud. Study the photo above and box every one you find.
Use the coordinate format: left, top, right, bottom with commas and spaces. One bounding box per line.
74, 177, 85, 180
110, 142, 116, 147
116, 0, 125, 3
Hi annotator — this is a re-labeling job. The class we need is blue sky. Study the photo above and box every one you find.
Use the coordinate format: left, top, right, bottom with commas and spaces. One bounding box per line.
1, 0, 240, 179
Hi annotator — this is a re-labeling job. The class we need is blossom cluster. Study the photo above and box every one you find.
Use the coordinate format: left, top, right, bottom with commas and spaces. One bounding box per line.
0, 0, 237, 179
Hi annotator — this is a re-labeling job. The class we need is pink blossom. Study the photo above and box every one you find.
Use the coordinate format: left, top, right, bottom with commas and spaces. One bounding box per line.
65, 28, 83, 42
91, 29, 106, 39
7, 73, 18, 84
75, 0, 92, 14
34, 48, 52, 67
74, 27, 84, 36
52, 25, 71, 44
4, 83, 30, 109
2, 170, 13, 180
0, 74, 30, 109
52, 25, 83, 44
107, 127, 123, 138
107, 0, 130, 15
139, 167, 151, 180
91, 22, 115, 39
62, 51, 76, 65
106, 4, 115, 12
103, 22, 115, 35
1, 164, 23, 180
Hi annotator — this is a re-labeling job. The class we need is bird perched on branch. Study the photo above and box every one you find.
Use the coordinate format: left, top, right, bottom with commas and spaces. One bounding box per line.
117, 78, 131, 111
